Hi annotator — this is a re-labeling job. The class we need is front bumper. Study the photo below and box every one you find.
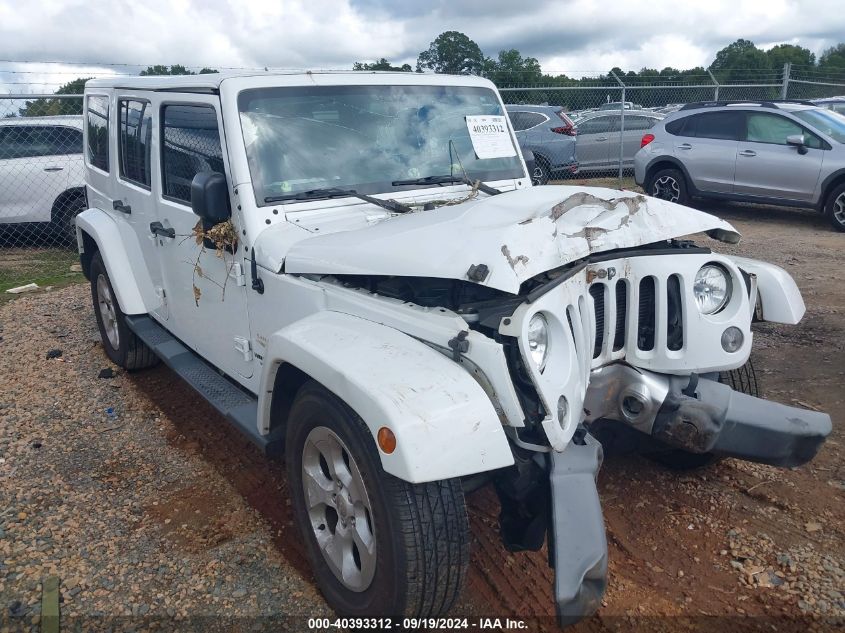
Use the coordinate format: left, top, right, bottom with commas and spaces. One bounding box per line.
653, 375, 831, 467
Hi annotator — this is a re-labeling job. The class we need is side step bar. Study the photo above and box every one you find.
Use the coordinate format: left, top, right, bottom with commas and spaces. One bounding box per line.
125, 315, 282, 456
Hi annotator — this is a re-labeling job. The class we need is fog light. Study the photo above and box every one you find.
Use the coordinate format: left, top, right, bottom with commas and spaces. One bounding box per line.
557, 396, 568, 428
721, 327, 744, 353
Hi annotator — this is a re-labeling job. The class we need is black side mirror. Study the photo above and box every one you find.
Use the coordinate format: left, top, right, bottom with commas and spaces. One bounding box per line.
191, 172, 231, 225
522, 150, 537, 184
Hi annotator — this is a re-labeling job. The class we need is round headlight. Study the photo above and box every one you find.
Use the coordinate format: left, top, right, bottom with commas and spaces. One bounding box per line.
527, 313, 550, 371
693, 264, 732, 314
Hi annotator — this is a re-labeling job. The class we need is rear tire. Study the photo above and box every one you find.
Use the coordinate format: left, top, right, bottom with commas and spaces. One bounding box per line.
648, 360, 759, 470
89, 252, 159, 371
531, 156, 551, 186
51, 191, 87, 247
646, 167, 689, 206
286, 382, 469, 618
823, 182, 845, 232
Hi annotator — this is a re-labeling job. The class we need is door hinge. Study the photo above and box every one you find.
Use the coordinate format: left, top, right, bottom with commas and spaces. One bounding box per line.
230, 262, 246, 287
233, 336, 253, 362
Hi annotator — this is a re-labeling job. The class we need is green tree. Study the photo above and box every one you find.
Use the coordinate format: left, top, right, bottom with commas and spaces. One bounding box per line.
766, 44, 815, 69
353, 58, 412, 72
19, 77, 90, 117
819, 43, 845, 71
416, 31, 485, 75
483, 49, 542, 85
139, 65, 217, 76
709, 39, 772, 81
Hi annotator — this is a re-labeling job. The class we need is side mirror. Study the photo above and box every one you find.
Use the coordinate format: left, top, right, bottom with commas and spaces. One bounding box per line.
191, 172, 231, 224
786, 134, 808, 155
522, 150, 537, 184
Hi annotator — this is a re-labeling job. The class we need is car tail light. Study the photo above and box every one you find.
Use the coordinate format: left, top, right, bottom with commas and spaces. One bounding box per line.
641, 133, 655, 148
551, 125, 577, 136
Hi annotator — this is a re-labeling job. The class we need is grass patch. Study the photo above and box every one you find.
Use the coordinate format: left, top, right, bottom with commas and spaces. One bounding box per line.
0, 248, 84, 298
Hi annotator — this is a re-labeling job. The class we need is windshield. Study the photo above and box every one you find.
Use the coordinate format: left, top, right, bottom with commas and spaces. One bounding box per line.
791, 108, 845, 143
238, 85, 524, 206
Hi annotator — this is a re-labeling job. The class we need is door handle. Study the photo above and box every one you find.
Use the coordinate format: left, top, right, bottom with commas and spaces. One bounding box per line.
149, 221, 176, 239
596, 136, 608, 142
677, 143, 692, 150
113, 200, 132, 214
43, 166, 64, 172
739, 150, 757, 157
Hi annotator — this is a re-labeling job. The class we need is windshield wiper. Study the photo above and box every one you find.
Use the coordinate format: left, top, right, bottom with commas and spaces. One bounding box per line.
265, 187, 412, 214
391, 175, 502, 196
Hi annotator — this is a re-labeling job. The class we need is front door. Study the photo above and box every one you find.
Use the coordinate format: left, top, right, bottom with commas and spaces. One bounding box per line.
733, 112, 825, 202
153, 97, 253, 379
575, 115, 614, 170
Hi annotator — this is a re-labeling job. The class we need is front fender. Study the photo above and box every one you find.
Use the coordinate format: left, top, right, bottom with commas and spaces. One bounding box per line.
728, 256, 805, 324
257, 311, 514, 483
75, 208, 153, 315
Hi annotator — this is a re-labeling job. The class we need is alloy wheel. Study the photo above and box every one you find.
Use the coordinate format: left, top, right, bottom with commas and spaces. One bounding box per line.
833, 192, 845, 227
653, 175, 680, 202
301, 426, 376, 592
96, 274, 120, 349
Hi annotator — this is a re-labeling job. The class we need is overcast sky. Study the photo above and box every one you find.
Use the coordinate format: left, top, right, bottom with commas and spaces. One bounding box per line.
1, 0, 844, 93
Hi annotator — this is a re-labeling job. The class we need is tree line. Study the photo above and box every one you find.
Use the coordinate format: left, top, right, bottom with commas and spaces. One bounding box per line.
15, 35, 845, 117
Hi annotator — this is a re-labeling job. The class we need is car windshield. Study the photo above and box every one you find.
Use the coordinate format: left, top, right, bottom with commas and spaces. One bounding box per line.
791, 108, 845, 143
238, 84, 525, 206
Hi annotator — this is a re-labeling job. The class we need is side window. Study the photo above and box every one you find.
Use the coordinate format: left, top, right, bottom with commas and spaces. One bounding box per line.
665, 115, 692, 136
509, 112, 546, 132
691, 111, 742, 141
86, 95, 110, 171
49, 126, 83, 156
161, 104, 224, 204
578, 117, 613, 135
118, 100, 153, 188
624, 116, 658, 131
745, 113, 823, 149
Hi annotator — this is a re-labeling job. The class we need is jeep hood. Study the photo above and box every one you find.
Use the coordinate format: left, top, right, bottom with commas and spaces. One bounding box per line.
269, 186, 740, 295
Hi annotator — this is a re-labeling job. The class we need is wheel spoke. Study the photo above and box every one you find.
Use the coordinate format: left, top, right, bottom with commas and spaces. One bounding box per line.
302, 466, 334, 509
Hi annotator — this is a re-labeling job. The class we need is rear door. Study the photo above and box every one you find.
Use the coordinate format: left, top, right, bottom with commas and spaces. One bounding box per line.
575, 115, 614, 170
675, 111, 742, 193
733, 112, 825, 202
0, 125, 75, 223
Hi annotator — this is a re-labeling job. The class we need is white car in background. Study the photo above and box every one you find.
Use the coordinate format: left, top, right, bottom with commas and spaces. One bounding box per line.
0, 115, 86, 242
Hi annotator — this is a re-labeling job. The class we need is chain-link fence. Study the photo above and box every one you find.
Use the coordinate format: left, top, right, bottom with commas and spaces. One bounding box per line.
1, 94, 85, 292
1, 64, 845, 291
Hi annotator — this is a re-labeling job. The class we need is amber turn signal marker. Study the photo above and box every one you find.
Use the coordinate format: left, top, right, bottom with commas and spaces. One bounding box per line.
377, 427, 397, 454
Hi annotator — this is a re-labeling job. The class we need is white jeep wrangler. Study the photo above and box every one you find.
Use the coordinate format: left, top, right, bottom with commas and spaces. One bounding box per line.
76, 72, 831, 624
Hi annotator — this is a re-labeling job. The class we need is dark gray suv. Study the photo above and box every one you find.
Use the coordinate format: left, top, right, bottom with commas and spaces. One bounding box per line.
634, 101, 845, 231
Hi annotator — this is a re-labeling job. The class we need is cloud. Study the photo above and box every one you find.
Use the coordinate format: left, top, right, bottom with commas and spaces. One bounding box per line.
0, 0, 843, 93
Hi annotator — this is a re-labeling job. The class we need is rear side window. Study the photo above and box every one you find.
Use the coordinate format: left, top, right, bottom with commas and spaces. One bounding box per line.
118, 100, 153, 188
161, 104, 224, 204
624, 116, 658, 131
509, 111, 547, 131
86, 95, 110, 171
689, 111, 742, 141
0, 125, 82, 159
665, 116, 691, 136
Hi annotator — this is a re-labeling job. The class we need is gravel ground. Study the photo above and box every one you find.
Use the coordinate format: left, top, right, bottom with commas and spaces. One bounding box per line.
0, 197, 843, 632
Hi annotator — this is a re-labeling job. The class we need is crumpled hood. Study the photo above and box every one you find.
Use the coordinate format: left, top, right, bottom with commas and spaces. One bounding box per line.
274, 186, 740, 294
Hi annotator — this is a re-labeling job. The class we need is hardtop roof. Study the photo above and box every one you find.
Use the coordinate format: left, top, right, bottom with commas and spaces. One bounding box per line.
84, 71, 496, 92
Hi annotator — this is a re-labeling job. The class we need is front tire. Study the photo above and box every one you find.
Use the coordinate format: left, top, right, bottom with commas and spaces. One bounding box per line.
51, 192, 86, 246
89, 252, 159, 370
646, 167, 689, 206
823, 182, 845, 232
286, 382, 470, 618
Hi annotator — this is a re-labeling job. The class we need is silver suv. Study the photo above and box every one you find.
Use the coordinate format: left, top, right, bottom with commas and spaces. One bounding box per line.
634, 101, 845, 231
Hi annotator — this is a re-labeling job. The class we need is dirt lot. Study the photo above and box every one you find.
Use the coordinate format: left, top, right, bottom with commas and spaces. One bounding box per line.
0, 197, 842, 631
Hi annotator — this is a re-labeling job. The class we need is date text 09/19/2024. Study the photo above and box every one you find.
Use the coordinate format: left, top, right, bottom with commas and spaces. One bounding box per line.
307, 618, 528, 629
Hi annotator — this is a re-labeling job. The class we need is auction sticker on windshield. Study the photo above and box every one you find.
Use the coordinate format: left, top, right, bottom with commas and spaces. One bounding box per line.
465, 115, 517, 160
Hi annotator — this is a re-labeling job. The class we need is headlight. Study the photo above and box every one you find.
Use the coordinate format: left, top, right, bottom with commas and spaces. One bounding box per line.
527, 313, 550, 371
694, 264, 732, 314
